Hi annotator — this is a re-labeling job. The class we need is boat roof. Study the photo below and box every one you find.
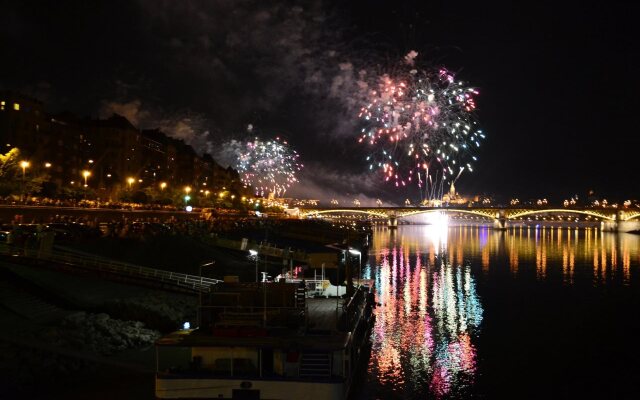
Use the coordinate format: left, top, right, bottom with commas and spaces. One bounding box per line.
156, 281, 371, 351
157, 296, 353, 350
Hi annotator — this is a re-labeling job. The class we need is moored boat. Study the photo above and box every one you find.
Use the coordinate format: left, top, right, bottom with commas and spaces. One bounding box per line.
155, 280, 375, 399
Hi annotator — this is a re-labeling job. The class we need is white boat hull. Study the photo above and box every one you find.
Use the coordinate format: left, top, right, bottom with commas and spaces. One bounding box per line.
156, 377, 345, 400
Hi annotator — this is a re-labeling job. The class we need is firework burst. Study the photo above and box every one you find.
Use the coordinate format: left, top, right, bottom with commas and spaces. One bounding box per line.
358, 53, 484, 196
235, 137, 303, 197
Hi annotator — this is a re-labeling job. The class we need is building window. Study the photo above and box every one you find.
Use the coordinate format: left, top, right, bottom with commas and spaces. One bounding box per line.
13, 103, 20, 111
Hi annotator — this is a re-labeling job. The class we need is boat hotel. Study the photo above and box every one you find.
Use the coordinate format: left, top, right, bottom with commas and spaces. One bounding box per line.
155, 280, 376, 399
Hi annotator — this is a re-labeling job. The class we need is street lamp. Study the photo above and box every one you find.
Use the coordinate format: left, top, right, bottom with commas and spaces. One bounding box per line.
20, 160, 30, 178
349, 248, 362, 287
198, 261, 216, 328
20, 160, 30, 202
44, 162, 52, 168
249, 249, 259, 282
127, 177, 135, 189
82, 170, 91, 187
160, 182, 167, 191
183, 186, 192, 206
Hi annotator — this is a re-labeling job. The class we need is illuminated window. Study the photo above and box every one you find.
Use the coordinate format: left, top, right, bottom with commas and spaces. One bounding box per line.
13, 103, 20, 111
0, 100, 4, 111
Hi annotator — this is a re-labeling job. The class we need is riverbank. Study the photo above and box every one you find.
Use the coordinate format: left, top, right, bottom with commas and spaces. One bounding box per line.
1, 218, 369, 398
0, 260, 196, 399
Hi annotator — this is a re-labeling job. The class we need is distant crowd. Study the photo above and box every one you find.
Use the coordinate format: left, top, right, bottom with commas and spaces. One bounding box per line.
0, 197, 182, 211
0, 212, 275, 249
0, 211, 370, 253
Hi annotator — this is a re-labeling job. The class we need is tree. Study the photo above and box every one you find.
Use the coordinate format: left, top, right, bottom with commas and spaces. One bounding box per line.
0, 148, 21, 197
0, 148, 51, 198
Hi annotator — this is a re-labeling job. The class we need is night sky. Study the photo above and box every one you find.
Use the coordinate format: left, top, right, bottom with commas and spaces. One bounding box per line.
1, 0, 638, 203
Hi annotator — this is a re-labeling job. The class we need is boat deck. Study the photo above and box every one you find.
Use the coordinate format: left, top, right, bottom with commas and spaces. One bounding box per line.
306, 297, 343, 331
155, 288, 368, 350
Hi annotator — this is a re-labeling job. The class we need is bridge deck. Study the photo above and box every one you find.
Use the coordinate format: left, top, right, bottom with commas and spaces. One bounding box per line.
299, 206, 621, 221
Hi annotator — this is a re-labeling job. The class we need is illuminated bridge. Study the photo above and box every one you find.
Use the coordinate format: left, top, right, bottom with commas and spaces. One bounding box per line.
295, 206, 640, 232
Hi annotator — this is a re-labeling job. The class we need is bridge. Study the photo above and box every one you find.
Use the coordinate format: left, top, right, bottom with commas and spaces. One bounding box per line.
296, 206, 640, 232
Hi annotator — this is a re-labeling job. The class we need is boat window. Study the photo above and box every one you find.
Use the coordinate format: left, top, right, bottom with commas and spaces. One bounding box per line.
193, 347, 232, 376
233, 347, 259, 376
157, 346, 191, 374
188, 347, 259, 377
213, 358, 232, 376
261, 349, 275, 376
283, 351, 300, 377
273, 350, 285, 376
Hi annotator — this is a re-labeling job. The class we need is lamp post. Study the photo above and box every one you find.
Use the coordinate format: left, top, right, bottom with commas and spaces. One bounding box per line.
20, 160, 30, 202
127, 177, 135, 189
184, 186, 192, 208
249, 249, 259, 282
82, 170, 91, 187
336, 249, 341, 328
160, 182, 167, 191
198, 261, 215, 328
20, 160, 29, 178
349, 248, 362, 288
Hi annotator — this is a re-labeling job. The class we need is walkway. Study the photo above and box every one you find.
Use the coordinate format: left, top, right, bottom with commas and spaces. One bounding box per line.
0, 244, 222, 294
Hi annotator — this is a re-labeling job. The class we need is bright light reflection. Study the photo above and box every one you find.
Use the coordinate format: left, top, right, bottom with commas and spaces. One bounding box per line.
369, 226, 482, 398
423, 212, 449, 256
368, 225, 640, 398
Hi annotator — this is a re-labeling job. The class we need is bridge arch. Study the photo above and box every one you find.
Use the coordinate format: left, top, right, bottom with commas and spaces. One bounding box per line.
622, 211, 640, 221
300, 209, 388, 219
506, 209, 615, 221
299, 207, 620, 222
398, 209, 497, 220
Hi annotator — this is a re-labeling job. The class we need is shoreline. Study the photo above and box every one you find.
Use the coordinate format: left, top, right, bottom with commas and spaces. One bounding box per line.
1, 217, 369, 399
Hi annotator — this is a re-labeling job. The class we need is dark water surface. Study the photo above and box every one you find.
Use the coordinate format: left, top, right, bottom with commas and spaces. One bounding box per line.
359, 225, 640, 399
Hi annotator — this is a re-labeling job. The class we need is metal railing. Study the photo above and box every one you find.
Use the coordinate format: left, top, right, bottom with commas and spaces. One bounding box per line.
0, 243, 222, 292
343, 287, 367, 331
204, 235, 308, 263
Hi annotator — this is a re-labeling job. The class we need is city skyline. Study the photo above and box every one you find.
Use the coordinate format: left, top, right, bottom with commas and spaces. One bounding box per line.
1, 0, 638, 202
0, 90, 246, 204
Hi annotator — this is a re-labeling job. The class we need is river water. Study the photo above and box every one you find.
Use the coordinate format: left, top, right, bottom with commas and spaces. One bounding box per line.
360, 225, 640, 399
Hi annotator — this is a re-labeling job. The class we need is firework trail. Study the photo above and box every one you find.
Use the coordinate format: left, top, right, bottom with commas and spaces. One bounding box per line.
358, 52, 484, 200
233, 137, 303, 197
